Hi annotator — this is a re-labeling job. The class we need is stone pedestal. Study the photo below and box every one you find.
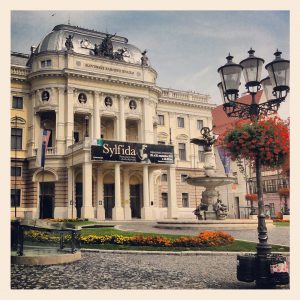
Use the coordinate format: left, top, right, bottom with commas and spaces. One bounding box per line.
283, 214, 290, 220
204, 152, 216, 176
81, 206, 95, 219
112, 206, 124, 220
201, 189, 219, 220
96, 206, 105, 220
249, 214, 257, 220
141, 207, 153, 220
204, 210, 217, 220
124, 206, 132, 220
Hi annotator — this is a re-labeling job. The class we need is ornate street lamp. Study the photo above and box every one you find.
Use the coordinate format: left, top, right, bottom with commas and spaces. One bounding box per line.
218, 49, 289, 120
217, 48, 290, 287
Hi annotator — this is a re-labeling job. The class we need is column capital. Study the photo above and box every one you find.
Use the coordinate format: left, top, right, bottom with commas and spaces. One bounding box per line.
65, 87, 76, 94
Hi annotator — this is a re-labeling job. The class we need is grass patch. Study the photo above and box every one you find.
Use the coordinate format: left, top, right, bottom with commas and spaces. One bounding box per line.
273, 222, 290, 227
80, 240, 289, 252
80, 227, 185, 240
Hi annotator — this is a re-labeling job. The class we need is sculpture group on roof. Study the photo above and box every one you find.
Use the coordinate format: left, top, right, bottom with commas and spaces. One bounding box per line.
65, 31, 149, 65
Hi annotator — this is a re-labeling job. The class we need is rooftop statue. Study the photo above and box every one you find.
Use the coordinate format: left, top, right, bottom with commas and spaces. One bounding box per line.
114, 47, 128, 61
190, 127, 217, 152
141, 50, 149, 66
99, 33, 116, 58
65, 35, 74, 51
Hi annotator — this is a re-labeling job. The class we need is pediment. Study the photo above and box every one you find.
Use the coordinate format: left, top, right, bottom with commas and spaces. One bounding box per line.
176, 134, 189, 140
11, 116, 26, 126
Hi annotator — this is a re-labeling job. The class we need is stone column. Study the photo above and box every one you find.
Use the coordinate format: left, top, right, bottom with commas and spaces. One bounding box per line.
123, 169, 131, 220
82, 162, 94, 219
56, 88, 65, 154
114, 116, 120, 140
148, 168, 155, 207
119, 95, 126, 141
27, 91, 35, 156
167, 165, 178, 219
112, 163, 124, 220
67, 167, 75, 219
142, 98, 153, 143
93, 92, 100, 140
96, 167, 105, 220
141, 165, 153, 219
65, 88, 74, 150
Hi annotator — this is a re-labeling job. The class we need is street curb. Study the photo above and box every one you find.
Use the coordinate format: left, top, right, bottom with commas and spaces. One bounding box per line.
81, 248, 290, 256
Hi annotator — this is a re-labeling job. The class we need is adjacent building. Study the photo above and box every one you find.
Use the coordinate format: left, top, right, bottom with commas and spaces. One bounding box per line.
212, 92, 289, 218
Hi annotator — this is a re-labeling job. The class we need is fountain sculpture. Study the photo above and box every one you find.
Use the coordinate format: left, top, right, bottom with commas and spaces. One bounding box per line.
187, 127, 236, 220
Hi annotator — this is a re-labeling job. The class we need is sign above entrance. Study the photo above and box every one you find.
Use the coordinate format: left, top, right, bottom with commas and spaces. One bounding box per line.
91, 140, 174, 164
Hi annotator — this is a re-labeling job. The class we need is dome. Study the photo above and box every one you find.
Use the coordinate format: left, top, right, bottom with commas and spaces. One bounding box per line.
35, 24, 147, 65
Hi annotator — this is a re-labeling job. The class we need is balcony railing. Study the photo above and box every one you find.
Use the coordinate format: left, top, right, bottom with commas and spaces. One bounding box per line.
34, 147, 57, 155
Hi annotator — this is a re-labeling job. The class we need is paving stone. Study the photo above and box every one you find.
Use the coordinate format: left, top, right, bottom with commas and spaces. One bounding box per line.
11, 252, 289, 289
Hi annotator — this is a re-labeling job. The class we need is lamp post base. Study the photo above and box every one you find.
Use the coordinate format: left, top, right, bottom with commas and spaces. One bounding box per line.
237, 253, 289, 288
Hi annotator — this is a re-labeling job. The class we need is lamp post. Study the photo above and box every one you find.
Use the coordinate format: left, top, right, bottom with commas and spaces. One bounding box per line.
217, 49, 290, 287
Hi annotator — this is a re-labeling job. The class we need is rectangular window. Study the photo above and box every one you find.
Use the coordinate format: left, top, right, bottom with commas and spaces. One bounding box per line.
178, 143, 186, 160
158, 115, 165, 125
12, 96, 23, 109
74, 132, 79, 143
11, 189, 21, 207
11, 166, 21, 177
161, 173, 168, 182
182, 193, 189, 207
198, 145, 205, 162
162, 192, 168, 207
41, 60, 52, 67
181, 174, 188, 182
177, 117, 184, 128
11, 128, 22, 150
197, 120, 204, 130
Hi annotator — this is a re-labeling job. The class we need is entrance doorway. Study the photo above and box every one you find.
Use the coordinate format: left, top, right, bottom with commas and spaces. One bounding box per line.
130, 184, 141, 218
234, 196, 240, 219
39, 182, 55, 219
75, 183, 83, 219
104, 184, 115, 219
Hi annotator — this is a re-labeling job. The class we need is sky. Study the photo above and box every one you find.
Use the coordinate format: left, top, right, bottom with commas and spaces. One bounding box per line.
11, 10, 290, 118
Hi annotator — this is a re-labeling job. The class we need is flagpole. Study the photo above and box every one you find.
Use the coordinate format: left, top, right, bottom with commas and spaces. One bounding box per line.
14, 116, 18, 218
41, 166, 45, 219
71, 130, 74, 219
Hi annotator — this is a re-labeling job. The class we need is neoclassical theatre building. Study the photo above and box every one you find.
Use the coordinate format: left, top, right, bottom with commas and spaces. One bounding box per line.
11, 24, 225, 221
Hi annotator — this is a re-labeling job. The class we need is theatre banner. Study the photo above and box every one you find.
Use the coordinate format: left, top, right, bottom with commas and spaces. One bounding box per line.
91, 140, 174, 164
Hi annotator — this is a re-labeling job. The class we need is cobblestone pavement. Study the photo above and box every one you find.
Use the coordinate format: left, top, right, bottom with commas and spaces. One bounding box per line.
115, 222, 290, 246
11, 251, 288, 289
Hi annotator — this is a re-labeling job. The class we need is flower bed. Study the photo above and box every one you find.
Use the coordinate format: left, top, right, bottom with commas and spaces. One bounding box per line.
45, 218, 89, 222
278, 188, 290, 197
24, 230, 234, 248
245, 193, 258, 201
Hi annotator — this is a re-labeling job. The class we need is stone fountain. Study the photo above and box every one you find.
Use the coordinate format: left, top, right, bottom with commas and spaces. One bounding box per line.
187, 127, 236, 220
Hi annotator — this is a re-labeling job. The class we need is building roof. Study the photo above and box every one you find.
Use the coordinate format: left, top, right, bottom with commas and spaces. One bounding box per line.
212, 90, 263, 135
34, 24, 145, 65
11, 52, 29, 66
